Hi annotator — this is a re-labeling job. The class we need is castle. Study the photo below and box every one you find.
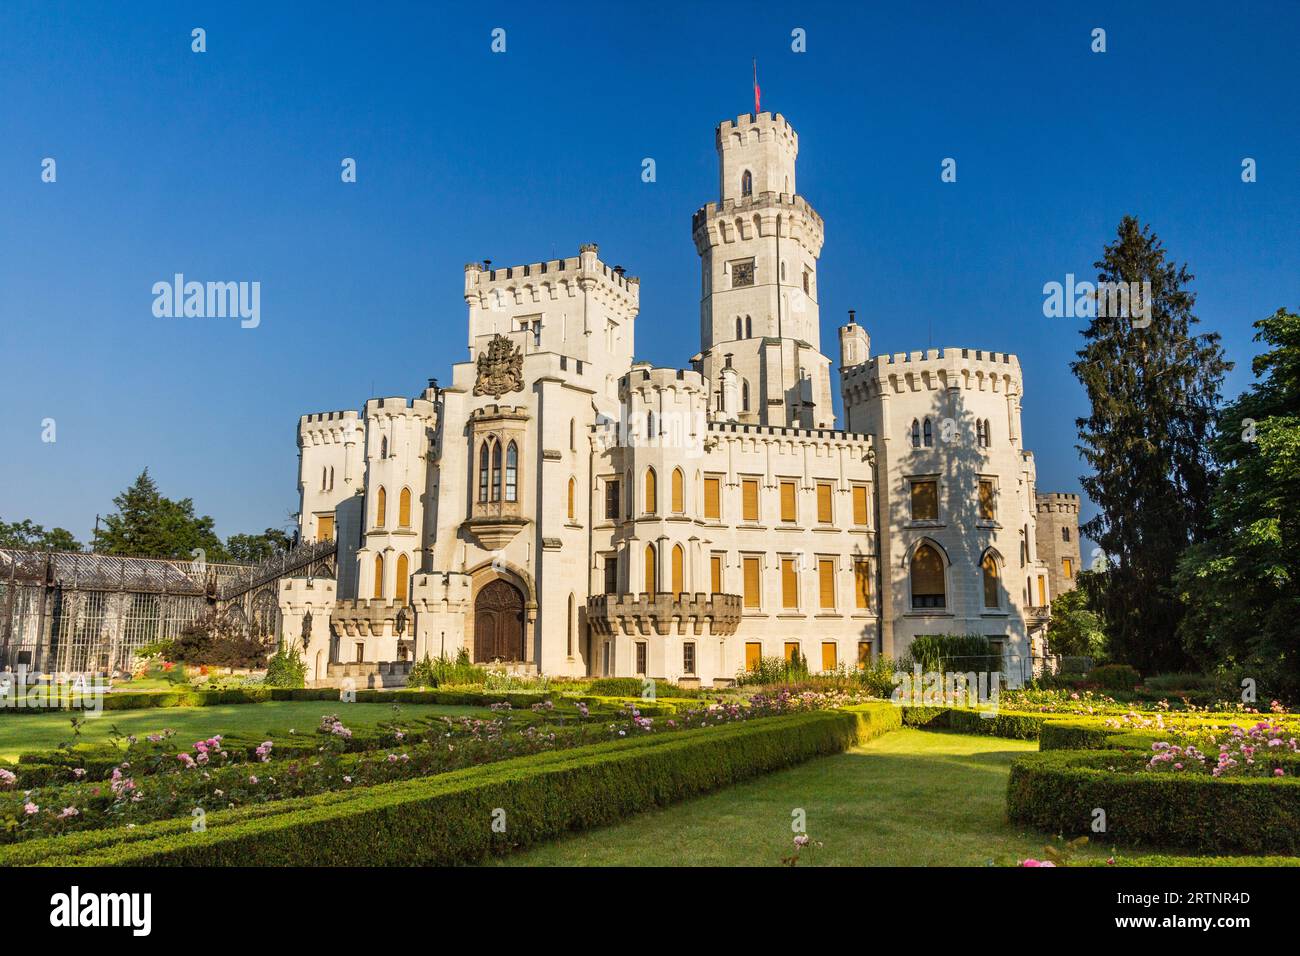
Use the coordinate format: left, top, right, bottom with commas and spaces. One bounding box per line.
287, 110, 1080, 687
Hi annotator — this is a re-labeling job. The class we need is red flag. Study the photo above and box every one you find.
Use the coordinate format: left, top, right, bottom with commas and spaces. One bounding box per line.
753, 59, 761, 115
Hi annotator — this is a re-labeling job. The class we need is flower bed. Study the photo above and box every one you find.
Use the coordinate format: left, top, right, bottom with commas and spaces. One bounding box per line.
1006, 746, 1300, 854
0, 703, 899, 866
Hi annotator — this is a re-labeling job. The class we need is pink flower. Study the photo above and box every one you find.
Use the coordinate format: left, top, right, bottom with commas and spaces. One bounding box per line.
0, 768, 16, 788
1019, 859, 1056, 867
57, 806, 79, 819
23, 802, 39, 815
1275, 769, 1285, 777
248, 775, 259, 785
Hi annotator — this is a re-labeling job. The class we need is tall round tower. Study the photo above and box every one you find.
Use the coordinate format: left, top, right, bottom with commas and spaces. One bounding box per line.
692, 112, 831, 429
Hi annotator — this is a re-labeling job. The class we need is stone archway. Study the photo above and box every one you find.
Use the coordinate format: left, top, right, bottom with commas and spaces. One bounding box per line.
473, 580, 524, 663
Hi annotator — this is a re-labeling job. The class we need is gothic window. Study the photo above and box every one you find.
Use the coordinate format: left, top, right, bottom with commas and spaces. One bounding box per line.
923, 418, 933, 447
671, 544, 684, 597
981, 552, 1000, 608
373, 553, 384, 599
569, 418, 575, 452
644, 543, 657, 595
375, 487, 387, 527
745, 315, 752, 337
505, 441, 518, 502
983, 419, 992, 446
910, 544, 945, 609
625, 470, 633, 519
567, 593, 575, 656
910, 419, 921, 448
741, 169, 753, 197
736, 317, 743, 339
604, 479, 620, 520
321, 466, 327, 491
671, 468, 684, 513
742, 380, 751, 412
1062, 527, 1070, 543
976, 420, 985, 446
491, 442, 502, 502
329, 466, 334, 491
644, 467, 658, 515
567, 476, 576, 521
399, 487, 412, 528
478, 441, 490, 502
646, 411, 656, 440
396, 553, 409, 603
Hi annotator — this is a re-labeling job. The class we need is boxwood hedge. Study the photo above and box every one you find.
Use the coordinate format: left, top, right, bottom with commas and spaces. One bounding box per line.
1007, 749, 1300, 854
2, 703, 900, 867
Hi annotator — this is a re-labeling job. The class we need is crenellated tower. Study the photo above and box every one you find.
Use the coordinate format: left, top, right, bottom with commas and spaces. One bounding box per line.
692, 112, 832, 429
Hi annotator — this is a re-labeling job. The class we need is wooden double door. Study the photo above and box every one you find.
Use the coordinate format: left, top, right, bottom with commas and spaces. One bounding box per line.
473, 580, 525, 663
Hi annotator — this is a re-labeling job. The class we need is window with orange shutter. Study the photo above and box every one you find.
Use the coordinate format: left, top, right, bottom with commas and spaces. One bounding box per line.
818, 558, 835, 609
821, 642, 837, 671
742, 479, 759, 522
854, 560, 871, 609
852, 485, 869, 525
710, 554, 723, 594
703, 476, 721, 519
816, 482, 833, 524
743, 556, 761, 608
780, 481, 797, 523
671, 468, 684, 514
781, 557, 798, 608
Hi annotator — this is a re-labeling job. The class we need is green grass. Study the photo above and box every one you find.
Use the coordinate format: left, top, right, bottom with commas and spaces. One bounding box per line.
499, 729, 1298, 867
0, 701, 493, 760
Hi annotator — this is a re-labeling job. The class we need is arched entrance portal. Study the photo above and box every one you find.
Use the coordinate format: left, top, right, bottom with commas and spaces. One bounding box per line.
474, 580, 524, 663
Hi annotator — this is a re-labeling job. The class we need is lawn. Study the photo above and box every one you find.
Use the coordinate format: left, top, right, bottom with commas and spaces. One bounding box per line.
0, 701, 493, 760
499, 729, 1299, 867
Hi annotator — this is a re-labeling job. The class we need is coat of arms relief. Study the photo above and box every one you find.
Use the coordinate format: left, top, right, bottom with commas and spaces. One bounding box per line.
473, 334, 524, 398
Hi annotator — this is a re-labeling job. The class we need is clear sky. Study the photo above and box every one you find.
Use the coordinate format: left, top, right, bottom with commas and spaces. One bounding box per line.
2, 1, 1297, 548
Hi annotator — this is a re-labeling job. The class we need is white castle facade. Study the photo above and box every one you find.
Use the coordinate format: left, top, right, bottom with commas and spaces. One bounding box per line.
285, 111, 1078, 688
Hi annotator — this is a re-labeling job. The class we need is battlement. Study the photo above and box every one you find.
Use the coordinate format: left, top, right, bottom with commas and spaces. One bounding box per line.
1036, 492, 1081, 514
692, 192, 823, 237
464, 243, 639, 310
841, 346, 1023, 396
716, 112, 798, 152
620, 364, 707, 395
365, 396, 438, 420
469, 404, 530, 422
299, 410, 360, 446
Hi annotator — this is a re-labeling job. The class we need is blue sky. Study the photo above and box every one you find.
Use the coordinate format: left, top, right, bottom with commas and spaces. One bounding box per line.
2, 1, 1297, 546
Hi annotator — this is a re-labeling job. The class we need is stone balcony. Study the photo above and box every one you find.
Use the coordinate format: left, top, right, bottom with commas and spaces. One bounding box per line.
1024, 605, 1051, 626
586, 592, 743, 637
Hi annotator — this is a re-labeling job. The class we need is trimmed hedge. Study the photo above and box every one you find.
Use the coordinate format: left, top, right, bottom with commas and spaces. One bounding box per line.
1007, 749, 1300, 854
2, 703, 898, 866
901, 707, 1049, 740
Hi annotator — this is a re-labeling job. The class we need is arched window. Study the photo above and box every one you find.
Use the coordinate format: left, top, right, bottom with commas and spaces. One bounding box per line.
644, 468, 657, 515
625, 470, 633, 519
569, 418, 575, 452
396, 553, 409, 603
646, 411, 656, 440
983, 419, 992, 447
375, 487, 387, 527
329, 466, 334, 491
736, 317, 743, 339
981, 552, 1000, 608
745, 315, 752, 338
478, 441, 490, 502
671, 544, 684, 597
910, 419, 921, 448
380, 436, 388, 459
671, 468, 684, 513
644, 543, 657, 595
321, 466, 327, 491
567, 476, 576, 520
910, 544, 945, 609
398, 488, 412, 528
567, 593, 575, 656
373, 553, 384, 599
491, 441, 502, 501
505, 441, 518, 502
741, 169, 753, 197
923, 418, 933, 447
976, 420, 985, 446
780, 261, 786, 281
742, 380, 751, 412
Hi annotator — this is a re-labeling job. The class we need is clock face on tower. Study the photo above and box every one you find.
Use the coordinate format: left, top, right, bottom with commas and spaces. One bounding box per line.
731, 259, 755, 288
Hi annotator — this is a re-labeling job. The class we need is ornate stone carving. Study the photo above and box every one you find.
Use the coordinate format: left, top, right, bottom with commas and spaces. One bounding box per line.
473, 334, 524, 398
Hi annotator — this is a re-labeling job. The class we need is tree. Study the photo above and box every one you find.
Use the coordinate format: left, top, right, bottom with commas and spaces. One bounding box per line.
92, 469, 229, 561
1176, 308, 1300, 697
1072, 216, 1231, 674
0, 518, 83, 552
226, 528, 293, 564
1045, 579, 1107, 659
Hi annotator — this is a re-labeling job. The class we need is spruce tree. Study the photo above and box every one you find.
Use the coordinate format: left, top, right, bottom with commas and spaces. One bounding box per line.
1072, 217, 1230, 674
93, 469, 229, 561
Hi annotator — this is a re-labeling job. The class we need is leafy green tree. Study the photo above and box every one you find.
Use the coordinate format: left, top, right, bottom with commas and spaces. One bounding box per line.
92, 469, 229, 561
226, 528, 292, 564
0, 518, 83, 552
1176, 308, 1300, 697
1045, 579, 1107, 659
1072, 216, 1231, 674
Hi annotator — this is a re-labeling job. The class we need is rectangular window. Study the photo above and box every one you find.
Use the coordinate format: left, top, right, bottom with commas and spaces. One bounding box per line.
316, 514, 334, 542
857, 641, 871, 670
821, 642, 837, 671
816, 482, 833, 524
854, 559, 871, 609
683, 642, 696, 675
852, 485, 869, 526
1037, 576, 1047, 606
355, 642, 365, 664
781, 557, 798, 609
910, 480, 939, 521
742, 479, 760, 522
703, 476, 721, 519
1063, 558, 1073, 578
784, 642, 800, 662
780, 480, 797, 523
603, 555, 618, 594
978, 479, 996, 520
745, 642, 762, 671
710, 554, 723, 594
743, 556, 762, 608
604, 479, 620, 520
818, 558, 835, 609
732, 258, 755, 287
635, 641, 648, 676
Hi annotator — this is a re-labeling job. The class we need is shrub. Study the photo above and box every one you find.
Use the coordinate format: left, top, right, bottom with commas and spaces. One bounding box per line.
408, 649, 485, 688
735, 654, 813, 687
1090, 663, 1141, 691
905, 634, 1001, 675
0, 706, 898, 866
584, 678, 701, 700
264, 648, 307, 688
1007, 749, 1300, 854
